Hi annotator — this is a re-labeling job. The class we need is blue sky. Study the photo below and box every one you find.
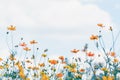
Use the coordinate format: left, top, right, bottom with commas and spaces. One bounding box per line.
0, 0, 120, 58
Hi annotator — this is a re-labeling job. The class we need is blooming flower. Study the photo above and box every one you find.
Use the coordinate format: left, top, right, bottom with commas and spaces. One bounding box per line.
49, 60, 58, 65
30, 40, 38, 44
90, 35, 98, 40
97, 23, 104, 27
71, 49, 80, 53
56, 73, 63, 78
7, 25, 16, 31
23, 47, 31, 51
19, 42, 27, 47
87, 52, 94, 57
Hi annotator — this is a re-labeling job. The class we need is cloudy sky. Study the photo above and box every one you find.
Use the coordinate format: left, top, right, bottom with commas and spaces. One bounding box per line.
0, 0, 120, 58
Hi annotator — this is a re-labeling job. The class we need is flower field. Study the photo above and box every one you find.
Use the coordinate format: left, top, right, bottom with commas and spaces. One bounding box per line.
0, 24, 120, 80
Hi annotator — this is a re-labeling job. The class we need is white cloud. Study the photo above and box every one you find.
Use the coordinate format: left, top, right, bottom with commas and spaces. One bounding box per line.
0, 0, 113, 57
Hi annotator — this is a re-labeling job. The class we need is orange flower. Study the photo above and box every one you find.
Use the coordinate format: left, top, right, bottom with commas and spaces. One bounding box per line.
59, 56, 64, 61
113, 58, 119, 63
38, 63, 45, 67
71, 49, 80, 53
97, 23, 104, 27
7, 25, 16, 31
0, 58, 3, 62
109, 52, 115, 57
30, 40, 38, 44
80, 69, 85, 72
87, 52, 94, 57
19, 42, 27, 47
90, 35, 98, 40
49, 60, 58, 65
26, 60, 32, 63
23, 47, 31, 51
56, 73, 63, 78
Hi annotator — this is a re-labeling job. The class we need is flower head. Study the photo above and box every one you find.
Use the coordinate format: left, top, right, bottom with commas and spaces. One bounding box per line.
7, 25, 16, 31
97, 23, 104, 28
90, 35, 98, 40
30, 40, 38, 44
71, 49, 80, 53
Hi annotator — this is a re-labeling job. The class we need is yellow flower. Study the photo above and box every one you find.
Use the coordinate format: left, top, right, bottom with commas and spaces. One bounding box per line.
0, 65, 4, 69
101, 68, 108, 72
7, 25, 16, 31
41, 53, 47, 57
0, 58, 3, 62
102, 76, 114, 80
40, 72, 49, 80
113, 58, 119, 63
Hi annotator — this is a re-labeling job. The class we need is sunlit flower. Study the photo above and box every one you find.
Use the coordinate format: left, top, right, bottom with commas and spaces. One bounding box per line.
23, 47, 31, 51
7, 25, 16, 31
87, 52, 94, 57
26, 60, 32, 63
97, 23, 104, 27
56, 73, 63, 78
19, 42, 27, 47
102, 76, 114, 80
41, 53, 47, 57
0, 65, 4, 69
58, 56, 64, 61
90, 35, 98, 40
38, 63, 45, 67
101, 67, 108, 72
80, 69, 85, 72
71, 49, 80, 53
0, 58, 3, 62
109, 52, 116, 57
49, 60, 58, 65
113, 58, 119, 63
30, 40, 38, 44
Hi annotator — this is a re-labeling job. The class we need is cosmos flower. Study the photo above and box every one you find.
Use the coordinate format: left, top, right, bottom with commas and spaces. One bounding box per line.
19, 42, 27, 47
30, 40, 38, 44
7, 25, 16, 31
87, 52, 94, 57
90, 35, 98, 40
23, 47, 31, 51
71, 49, 80, 53
56, 73, 63, 78
97, 23, 104, 28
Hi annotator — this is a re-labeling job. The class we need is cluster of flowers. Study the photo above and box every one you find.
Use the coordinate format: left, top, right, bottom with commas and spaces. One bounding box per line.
0, 24, 120, 80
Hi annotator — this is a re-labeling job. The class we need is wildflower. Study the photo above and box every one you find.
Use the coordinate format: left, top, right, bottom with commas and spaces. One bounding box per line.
71, 49, 80, 53
9, 54, 16, 61
87, 52, 94, 57
80, 69, 85, 72
7, 25, 16, 31
32, 67, 39, 70
26, 60, 32, 63
102, 76, 114, 80
97, 23, 104, 27
113, 58, 119, 63
41, 53, 47, 57
40, 72, 49, 80
109, 52, 115, 57
19, 42, 27, 47
30, 40, 38, 44
59, 56, 64, 61
56, 73, 63, 78
49, 60, 58, 65
0, 65, 4, 69
0, 58, 3, 61
38, 63, 45, 67
101, 67, 108, 72
23, 47, 31, 51
90, 35, 98, 40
